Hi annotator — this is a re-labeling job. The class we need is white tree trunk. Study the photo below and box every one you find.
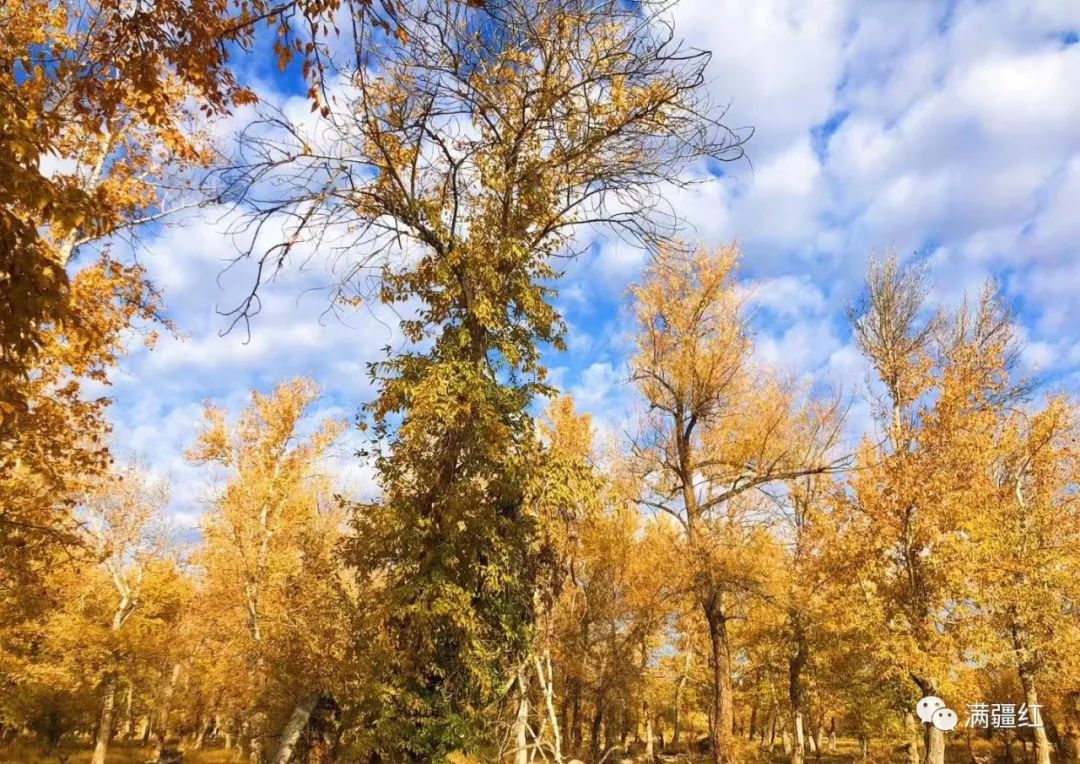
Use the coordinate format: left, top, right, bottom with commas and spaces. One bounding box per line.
791, 710, 805, 764
514, 670, 529, 764
91, 673, 117, 764
534, 653, 563, 763
270, 696, 318, 764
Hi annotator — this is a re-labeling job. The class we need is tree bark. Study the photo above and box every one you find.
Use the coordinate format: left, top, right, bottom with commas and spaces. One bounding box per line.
270, 695, 318, 764
905, 711, 921, 764
915, 676, 944, 764
588, 692, 605, 764
535, 652, 564, 763
704, 594, 735, 764
570, 679, 582, 753
789, 610, 808, 764
672, 646, 691, 753
91, 672, 118, 764
514, 669, 529, 764
924, 723, 945, 764
644, 702, 654, 758
792, 711, 805, 764
1018, 669, 1051, 764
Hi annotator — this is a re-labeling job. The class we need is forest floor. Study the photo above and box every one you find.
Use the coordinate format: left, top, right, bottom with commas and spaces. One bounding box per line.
0, 738, 1021, 763
0, 741, 234, 764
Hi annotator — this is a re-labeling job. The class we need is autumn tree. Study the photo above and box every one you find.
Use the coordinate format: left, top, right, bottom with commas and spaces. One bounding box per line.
0, 0, 419, 593
0, 0, 405, 398
0, 465, 184, 757
186, 378, 348, 764
0, 260, 163, 614
204, 0, 749, 758
772, 473, 845, 764
968, 394, 1080, 764
548, 481, 681, 762
79, 465, 171, 764
844, 257, 1029, 764
628, 244, 844, 764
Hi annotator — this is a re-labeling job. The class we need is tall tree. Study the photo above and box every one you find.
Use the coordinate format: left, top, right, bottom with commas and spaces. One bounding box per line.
200, 0, 753, 759
0, 0, 409, 587
0, 259, 162, 602
971, 396, 1080, 764
0, 465, 184, 756
80, 465, 170, 764
187, 378, 347, 764
845, 257, 1027, 764
628, 245, 844, 764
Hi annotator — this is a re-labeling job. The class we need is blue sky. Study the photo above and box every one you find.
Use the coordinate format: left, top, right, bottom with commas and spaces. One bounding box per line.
104, 0, 1080, 525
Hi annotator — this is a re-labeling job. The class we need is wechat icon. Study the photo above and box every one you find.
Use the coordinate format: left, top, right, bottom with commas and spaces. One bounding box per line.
917, 696, 958, 732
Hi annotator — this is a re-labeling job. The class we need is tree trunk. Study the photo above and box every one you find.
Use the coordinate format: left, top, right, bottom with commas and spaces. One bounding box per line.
514, 669, 529, 764
1018, 670, 1051, 764
749, 703, 758, 741
192, 716, 207, 750
117, 680, 133, 740
905, 711, 921, 764
570, 679, 582, 753
91, 672, 118, 764
792, 711, 805, 764
924, 723, 946, 764
704, 595, 735, 764
673, 647, 691, 753
673, 644, 691, 752
915, 676, 944, 764
644, 702, 654, 758
828, 718, 836, 754
270, 695, 318, 764
589, 694, 605, 764
789, 612, 808, 764
247, 712, 267, 764
535, 652, 564, 763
